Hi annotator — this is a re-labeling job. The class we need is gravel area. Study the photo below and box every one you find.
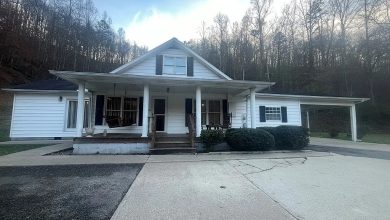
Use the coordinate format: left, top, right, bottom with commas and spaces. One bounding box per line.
0, 164, 143, 220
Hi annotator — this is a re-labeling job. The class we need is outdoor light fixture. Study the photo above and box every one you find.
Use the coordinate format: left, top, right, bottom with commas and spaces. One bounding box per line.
59, 96, 63, 102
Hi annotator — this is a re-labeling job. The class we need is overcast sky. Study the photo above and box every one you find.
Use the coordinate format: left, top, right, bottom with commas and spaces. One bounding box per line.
93, 0, 289, 49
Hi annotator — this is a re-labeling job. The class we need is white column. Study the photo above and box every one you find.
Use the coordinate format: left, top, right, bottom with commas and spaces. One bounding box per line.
250, 88, 256, 128
76, 82, 85, 137
141, 84, 150, 137
350, 104, 357, 142
306, 111, 310, 129
196, 86, 202, 137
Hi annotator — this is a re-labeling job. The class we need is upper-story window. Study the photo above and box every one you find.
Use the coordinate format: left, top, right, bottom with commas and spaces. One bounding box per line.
163, 56, 187, 75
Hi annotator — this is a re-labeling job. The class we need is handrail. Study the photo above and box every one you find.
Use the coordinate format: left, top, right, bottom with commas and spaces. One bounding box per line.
187, 114, 195, 148
150, 115, 157, 149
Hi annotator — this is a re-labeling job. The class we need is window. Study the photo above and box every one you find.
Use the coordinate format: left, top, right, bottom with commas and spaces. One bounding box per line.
194, 100, 207, 125
208, 100, 221, 125
106, 97, 121, 118
66, 100, 90, 129
123, 98, 138, 126
194, 100, 222, 125
163, 56, 186, 75
265, 107, 281, 121
105, 97, 138, 126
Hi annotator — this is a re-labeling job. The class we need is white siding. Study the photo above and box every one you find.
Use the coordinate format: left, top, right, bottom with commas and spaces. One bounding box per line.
230, 97, 302, 128
10, 93, 77, 138
122, 48, 223, 79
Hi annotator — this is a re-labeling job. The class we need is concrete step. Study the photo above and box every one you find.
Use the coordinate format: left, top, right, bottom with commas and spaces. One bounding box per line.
154, 142, 192, 149
150, 147, 196, 154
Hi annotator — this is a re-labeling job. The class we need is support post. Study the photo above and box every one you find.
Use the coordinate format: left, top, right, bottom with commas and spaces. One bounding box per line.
196, 86, 202, 137
350, 104, 357, 142
250, 88, 256, 128
142, 84, 150, 137
76, 82, 85, 137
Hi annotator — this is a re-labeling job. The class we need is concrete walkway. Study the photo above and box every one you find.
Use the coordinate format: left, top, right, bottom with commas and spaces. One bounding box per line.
310, 137, 390, 152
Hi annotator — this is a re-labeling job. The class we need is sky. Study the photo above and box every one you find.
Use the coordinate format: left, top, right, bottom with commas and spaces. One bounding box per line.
93, 0, 290, 49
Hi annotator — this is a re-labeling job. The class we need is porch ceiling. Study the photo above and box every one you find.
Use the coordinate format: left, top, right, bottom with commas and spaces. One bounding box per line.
50, 71, 274, 95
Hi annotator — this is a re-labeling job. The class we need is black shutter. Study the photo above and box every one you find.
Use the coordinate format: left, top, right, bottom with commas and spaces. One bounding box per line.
259, 106, 266, 122
156, 55, 163, 75
187, 57, 194, 76
281, 106, 288, 123
222, 99, 228, 122
95, 95, 105, 125
138, 97, 143, 126
185, 98, 193, 126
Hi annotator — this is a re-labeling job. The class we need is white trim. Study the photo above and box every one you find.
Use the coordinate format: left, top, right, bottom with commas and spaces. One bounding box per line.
256, 93, 369, 104
9, 95, 16, 138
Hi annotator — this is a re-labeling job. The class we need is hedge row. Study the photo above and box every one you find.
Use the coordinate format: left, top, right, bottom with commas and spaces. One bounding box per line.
200, 125, 309, 151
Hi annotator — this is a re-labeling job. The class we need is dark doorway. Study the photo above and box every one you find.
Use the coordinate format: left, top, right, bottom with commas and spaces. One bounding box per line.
154, 99, 166, 131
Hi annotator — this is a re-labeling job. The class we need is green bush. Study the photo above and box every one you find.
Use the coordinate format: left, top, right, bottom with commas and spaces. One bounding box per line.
259, 126, 309, 150
225, 128, 275, 151
200, 129, 225, 151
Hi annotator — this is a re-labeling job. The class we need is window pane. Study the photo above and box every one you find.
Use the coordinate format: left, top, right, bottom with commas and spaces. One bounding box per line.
265, 107, 281, 121
124, 98, 137, 110
123, 111, 137, 126
107, 97, 121, 110
164, 56, 174, 65
163, 65, 174, 74
202, 113, 207, 125
176, 57, 186, 66
209, 100, 220, 112
67, 101, 77, 128
209, 113, 220, 124
175, 66, 186, 74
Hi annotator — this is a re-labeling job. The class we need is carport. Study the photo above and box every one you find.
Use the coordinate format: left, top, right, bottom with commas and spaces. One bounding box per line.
255, 94, 369, 141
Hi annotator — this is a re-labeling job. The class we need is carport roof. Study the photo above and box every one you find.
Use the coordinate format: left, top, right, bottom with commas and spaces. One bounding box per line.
256, 93, 369, 105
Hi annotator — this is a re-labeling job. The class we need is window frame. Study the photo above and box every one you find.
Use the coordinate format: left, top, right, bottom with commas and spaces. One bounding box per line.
162, 55, 187, 75
265, 106, 282, 122
65, 98, 91, 131
104, 96, 139, 126
208, 100, 221, 125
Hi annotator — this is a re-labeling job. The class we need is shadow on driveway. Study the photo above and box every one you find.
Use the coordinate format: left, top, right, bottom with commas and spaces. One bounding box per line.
307, 145, 390, 160
0, 164, 143, 220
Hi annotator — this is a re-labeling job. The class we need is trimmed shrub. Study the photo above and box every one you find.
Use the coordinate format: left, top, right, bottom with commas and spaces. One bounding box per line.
225, 128, 275, 151
259, 125, 309, 150
200, 129, 225, 151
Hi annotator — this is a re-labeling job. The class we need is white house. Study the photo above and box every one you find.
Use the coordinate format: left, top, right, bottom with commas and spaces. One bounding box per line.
4, 38, 368, 154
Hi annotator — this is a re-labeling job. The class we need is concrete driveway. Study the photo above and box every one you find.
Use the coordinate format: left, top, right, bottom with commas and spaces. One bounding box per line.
112, 139, 390, 220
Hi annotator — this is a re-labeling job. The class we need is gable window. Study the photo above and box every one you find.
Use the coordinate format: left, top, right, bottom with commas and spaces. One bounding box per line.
163, 56, 187, 75
66, 100, 90, 129
106, 97, 138, 126
265, 107, 281, 121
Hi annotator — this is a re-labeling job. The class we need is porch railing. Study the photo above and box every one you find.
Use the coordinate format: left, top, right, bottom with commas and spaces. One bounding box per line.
187, 114, 195, 148
150, 115, 157, 149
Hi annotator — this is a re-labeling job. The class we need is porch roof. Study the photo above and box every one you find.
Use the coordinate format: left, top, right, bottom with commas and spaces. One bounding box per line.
50, 70, 274, 93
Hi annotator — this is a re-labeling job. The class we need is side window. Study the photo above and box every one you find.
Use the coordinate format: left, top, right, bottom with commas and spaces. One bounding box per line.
66, 100, 90, 129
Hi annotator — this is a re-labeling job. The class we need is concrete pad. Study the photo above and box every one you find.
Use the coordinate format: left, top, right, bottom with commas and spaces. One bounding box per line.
311, 137, 390, 152
111, 161, 294, 220
232, 155, 390, 220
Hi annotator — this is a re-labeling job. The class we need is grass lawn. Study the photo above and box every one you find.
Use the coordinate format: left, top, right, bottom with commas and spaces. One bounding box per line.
310, 132, 390, 145
0, 145, 48, 156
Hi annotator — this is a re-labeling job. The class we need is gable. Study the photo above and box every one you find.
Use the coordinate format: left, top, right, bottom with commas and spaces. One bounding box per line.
111, 38, 231, 80
120, 47, 223, 80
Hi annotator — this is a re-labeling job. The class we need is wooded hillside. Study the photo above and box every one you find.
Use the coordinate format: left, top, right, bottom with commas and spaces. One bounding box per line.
0, 0, 147, 86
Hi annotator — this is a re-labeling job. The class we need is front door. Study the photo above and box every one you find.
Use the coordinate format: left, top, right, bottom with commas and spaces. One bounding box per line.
153, 99, 166, 132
